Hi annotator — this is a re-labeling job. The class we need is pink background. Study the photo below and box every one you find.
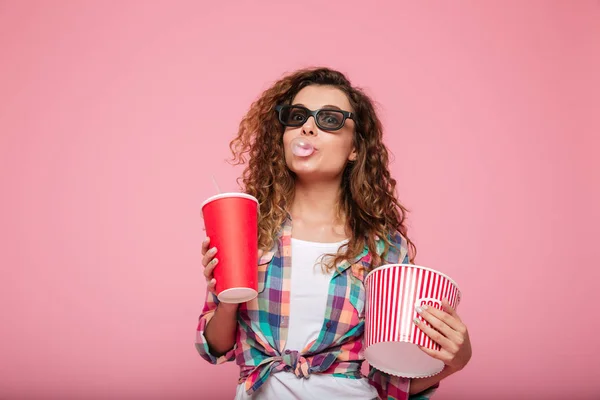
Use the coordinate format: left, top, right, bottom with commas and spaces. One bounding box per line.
1, 1, 599, 399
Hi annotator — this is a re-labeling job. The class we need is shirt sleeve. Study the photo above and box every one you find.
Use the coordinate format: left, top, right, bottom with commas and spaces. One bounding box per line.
368, 368, 439, 400
368, 368, 410, 399
408, 384, 439, 400
194, 290, 236, 364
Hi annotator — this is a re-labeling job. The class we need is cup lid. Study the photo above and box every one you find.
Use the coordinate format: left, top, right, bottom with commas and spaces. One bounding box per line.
201, 192, 259, 210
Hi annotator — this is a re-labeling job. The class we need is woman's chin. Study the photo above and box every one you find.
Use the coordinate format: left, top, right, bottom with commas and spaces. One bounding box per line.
287, 158, 317, 173
289, 165, 318, 177
289, 166, 342, 182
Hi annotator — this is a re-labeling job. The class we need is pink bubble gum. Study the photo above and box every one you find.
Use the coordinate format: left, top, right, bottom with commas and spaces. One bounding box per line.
291, 137, 315, 157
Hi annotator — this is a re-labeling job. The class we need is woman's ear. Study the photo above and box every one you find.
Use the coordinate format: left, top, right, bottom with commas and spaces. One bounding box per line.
348, 147, 358, 162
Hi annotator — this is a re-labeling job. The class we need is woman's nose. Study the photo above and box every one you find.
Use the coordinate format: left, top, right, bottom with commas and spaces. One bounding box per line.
301, 117, 317, 136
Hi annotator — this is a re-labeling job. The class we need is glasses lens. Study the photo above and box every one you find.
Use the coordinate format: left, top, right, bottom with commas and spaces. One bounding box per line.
280, 106, 307, 126
317, 110, 344, 130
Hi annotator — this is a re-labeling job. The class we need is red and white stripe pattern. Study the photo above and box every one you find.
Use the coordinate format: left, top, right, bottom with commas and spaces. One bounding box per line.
365, 264, 460, 351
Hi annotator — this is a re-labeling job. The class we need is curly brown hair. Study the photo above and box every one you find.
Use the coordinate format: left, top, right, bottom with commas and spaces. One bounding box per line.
229, 67, 416, 271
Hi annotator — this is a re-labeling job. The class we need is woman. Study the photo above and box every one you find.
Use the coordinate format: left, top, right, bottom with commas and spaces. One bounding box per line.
195, 67, 472, 399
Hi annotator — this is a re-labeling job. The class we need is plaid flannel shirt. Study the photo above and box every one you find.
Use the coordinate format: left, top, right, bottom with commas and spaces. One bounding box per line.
195, 215, 439, 399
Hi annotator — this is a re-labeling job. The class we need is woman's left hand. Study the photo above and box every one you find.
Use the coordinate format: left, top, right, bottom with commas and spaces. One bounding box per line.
414, 299, 472, 373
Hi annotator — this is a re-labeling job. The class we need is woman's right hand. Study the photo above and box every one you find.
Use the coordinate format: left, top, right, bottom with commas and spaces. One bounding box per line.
201, 236, 219, 295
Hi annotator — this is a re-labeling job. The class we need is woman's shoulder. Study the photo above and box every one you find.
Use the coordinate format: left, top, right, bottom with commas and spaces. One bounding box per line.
381, 230, 409, 265
387, 230, 406, 247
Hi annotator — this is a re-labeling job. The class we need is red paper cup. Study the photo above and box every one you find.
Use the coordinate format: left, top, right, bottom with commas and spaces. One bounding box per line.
201, 193, 259, 304
364, 264, 461, 378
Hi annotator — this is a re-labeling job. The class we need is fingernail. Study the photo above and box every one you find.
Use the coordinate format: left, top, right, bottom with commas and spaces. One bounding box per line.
209, 247, 217, 255
203, 237, 209, 244
211, 258, 218, 265
413, 318, 420, 325
415, 305, 425, 314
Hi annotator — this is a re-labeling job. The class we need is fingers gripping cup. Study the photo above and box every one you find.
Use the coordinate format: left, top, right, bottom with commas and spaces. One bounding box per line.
201, 193, 259, 304
364, 264, 461, 378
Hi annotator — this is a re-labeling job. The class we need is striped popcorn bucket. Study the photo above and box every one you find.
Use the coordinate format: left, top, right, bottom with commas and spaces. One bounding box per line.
364, 264, 461, 378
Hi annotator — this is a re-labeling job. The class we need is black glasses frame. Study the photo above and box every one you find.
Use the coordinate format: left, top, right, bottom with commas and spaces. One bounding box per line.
275, 104, 354, 131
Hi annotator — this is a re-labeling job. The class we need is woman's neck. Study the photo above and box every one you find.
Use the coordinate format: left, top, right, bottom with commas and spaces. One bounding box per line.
290, 178, 344, 225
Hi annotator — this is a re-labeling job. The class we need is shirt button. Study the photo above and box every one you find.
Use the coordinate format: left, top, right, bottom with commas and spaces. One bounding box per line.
326, 322, 332, 329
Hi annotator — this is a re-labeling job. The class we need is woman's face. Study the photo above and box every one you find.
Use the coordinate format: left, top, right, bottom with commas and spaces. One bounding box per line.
282, 85, 357, 181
